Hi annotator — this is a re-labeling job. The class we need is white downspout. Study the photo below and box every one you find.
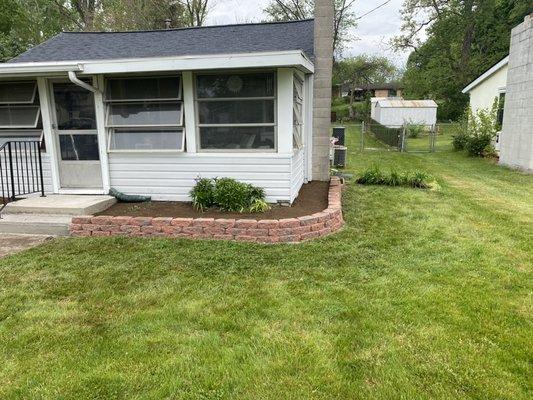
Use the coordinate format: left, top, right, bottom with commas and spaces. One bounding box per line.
68, 71, 100, 93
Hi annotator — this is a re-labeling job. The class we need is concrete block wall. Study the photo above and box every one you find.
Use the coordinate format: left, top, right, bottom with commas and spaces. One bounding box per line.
312, 0, 334, 181
499, 14, 533, 171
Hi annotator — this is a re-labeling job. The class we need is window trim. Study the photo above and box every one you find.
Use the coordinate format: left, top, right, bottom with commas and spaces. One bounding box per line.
194, 71, 278, 153
104, 74, 185, 153
104, 75, 182, 103
0, 81, 38, 105
0, 105, 41, 129
293, 72, 304, 149
107, 127, 186, 153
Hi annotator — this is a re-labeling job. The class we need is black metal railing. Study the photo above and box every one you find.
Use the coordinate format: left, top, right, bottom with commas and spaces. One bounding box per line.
0, 141, 45, 213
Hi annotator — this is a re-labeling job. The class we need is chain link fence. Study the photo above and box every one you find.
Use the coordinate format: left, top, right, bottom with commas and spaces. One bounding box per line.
360, 121, 461, 153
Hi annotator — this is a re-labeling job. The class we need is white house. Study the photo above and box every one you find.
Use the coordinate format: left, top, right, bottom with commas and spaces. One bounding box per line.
462, 55, 508, 120
0, 19, 333, 205
372, 99, 438, 128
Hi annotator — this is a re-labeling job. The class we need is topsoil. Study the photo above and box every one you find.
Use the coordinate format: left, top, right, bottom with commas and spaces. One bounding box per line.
98, 181, 329, 219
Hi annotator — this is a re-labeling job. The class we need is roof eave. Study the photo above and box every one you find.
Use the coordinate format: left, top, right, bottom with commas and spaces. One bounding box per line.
0, 50, 314, 77
462, 56, 509, 94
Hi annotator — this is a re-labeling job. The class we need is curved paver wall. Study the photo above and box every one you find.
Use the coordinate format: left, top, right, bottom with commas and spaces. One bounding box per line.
70, 177, 343, 243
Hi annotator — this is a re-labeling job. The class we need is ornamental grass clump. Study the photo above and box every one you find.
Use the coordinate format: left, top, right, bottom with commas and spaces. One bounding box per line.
356, 165, 431, 189
190, 177, 270, 213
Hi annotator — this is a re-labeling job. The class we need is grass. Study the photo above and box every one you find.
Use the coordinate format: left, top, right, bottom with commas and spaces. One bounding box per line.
0, 124, 532, 399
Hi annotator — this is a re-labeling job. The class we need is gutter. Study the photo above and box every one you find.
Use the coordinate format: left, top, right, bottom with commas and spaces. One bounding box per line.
0, 61, 83, 76
68, 70, 99, 93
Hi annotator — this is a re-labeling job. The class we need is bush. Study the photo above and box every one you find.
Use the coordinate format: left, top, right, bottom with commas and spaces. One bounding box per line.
190, 177, 270, 213
190, 178, 215, 211
356, 165, 431, 189
453, 104, 498, 156
405, 121, 426, 138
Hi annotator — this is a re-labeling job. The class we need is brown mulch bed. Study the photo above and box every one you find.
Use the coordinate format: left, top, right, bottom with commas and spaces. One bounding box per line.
98, 181, 329, 219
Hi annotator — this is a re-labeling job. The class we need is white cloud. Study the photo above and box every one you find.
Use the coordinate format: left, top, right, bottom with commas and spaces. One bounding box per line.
205, 0, 410, 66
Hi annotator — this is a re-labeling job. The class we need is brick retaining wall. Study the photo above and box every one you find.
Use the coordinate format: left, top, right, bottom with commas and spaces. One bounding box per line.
70, 177, 344, 243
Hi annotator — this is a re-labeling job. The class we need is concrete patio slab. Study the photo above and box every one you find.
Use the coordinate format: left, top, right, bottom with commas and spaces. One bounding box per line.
4, 195, 116, 216
0, 234, 52, 258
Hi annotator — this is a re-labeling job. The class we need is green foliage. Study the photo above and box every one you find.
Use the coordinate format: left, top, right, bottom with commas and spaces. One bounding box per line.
0, 0, 209, 61
395, 0, 530, 121
191, 177, 269, 213
356, 164, 431, 189
452, 104, 499, 157
190, 178, 215, 211
405, 121, 426, 138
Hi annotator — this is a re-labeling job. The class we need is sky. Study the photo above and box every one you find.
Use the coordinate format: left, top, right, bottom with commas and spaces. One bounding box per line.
205, 0, 410, 66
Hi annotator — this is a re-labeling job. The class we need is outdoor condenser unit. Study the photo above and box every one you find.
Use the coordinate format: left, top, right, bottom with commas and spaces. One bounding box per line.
332, 126, 346, 146
333, 146, 347, 168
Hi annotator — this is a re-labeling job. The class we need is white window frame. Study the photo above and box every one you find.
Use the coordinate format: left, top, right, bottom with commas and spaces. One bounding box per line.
194, 71, 277, 152
0, 105, 41, 129
104, 75, 185, 153
0, 81, 38, 105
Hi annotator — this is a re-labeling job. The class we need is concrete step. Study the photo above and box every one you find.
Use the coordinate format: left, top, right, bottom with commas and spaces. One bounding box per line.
0, 213, 71, 236
4, 195, 116, 216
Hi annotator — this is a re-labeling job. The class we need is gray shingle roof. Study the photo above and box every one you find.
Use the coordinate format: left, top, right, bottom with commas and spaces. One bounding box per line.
9, 19, 314, 63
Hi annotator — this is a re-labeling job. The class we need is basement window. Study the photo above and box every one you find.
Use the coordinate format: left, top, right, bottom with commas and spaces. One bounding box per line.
105, 76, 184, 152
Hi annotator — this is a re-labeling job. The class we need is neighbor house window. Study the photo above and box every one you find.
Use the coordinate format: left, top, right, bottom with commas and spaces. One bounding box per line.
195, 72, 276, 150
105, 76, 184, 152
293, 73, 304, 149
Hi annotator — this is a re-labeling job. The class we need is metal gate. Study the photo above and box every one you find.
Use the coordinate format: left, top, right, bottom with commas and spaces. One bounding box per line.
360, 122, 458, 153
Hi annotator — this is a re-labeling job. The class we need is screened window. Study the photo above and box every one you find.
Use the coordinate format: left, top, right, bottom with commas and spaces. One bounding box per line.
293, 73, 304, 149
196, 72, 276, 151
105, 76, 184, 152
0, 81, 41, 129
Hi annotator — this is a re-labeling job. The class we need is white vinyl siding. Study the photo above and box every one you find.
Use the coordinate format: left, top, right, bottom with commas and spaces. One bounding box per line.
290, 148, 305, 203
108, 153, 293, 202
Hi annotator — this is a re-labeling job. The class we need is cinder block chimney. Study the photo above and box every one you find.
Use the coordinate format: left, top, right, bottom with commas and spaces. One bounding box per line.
312, 0, 334, 181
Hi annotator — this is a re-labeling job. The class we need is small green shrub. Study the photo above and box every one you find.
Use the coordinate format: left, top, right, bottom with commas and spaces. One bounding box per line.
356, 165, 431, 189
453, 103, 498, 156
191, 177, 270, 213
190, 178, 215, 211
405, 121, 426, 138
356, 164, 386, 185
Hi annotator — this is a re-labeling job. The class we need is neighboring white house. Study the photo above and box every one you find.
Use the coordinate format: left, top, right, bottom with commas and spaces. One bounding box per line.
0, 19, 327, 204
462, 56, 508, 115
372, 99, 438, 128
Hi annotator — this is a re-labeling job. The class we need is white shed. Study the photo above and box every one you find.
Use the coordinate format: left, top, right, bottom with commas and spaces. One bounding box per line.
373, 99, 438, 127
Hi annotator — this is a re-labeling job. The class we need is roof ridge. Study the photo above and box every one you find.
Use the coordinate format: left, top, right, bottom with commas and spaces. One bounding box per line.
61, 18, 314, 35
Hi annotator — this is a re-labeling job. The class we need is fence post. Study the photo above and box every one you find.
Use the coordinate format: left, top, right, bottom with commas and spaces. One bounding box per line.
400, 124, 406, 152
361, 121, 365, 152
7, 142, 16, 201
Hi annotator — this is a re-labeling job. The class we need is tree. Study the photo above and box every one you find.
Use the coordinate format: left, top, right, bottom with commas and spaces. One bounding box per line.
263, 0, 357, 57
333, 55, 399, 119
0, 0, 210, 61
393, 0, 531, 120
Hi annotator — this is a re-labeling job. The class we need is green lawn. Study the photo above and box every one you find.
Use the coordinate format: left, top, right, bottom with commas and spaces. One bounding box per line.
1, 125, 532, 399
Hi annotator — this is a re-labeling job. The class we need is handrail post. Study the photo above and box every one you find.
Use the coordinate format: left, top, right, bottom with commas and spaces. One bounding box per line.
38, 143, 45, 197
7, 142, 16, 201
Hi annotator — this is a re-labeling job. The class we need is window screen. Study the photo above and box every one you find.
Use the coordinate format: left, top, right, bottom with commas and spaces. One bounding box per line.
0, 81, 41, 129
195, 72, 276, 151
105, 76, 184, 152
